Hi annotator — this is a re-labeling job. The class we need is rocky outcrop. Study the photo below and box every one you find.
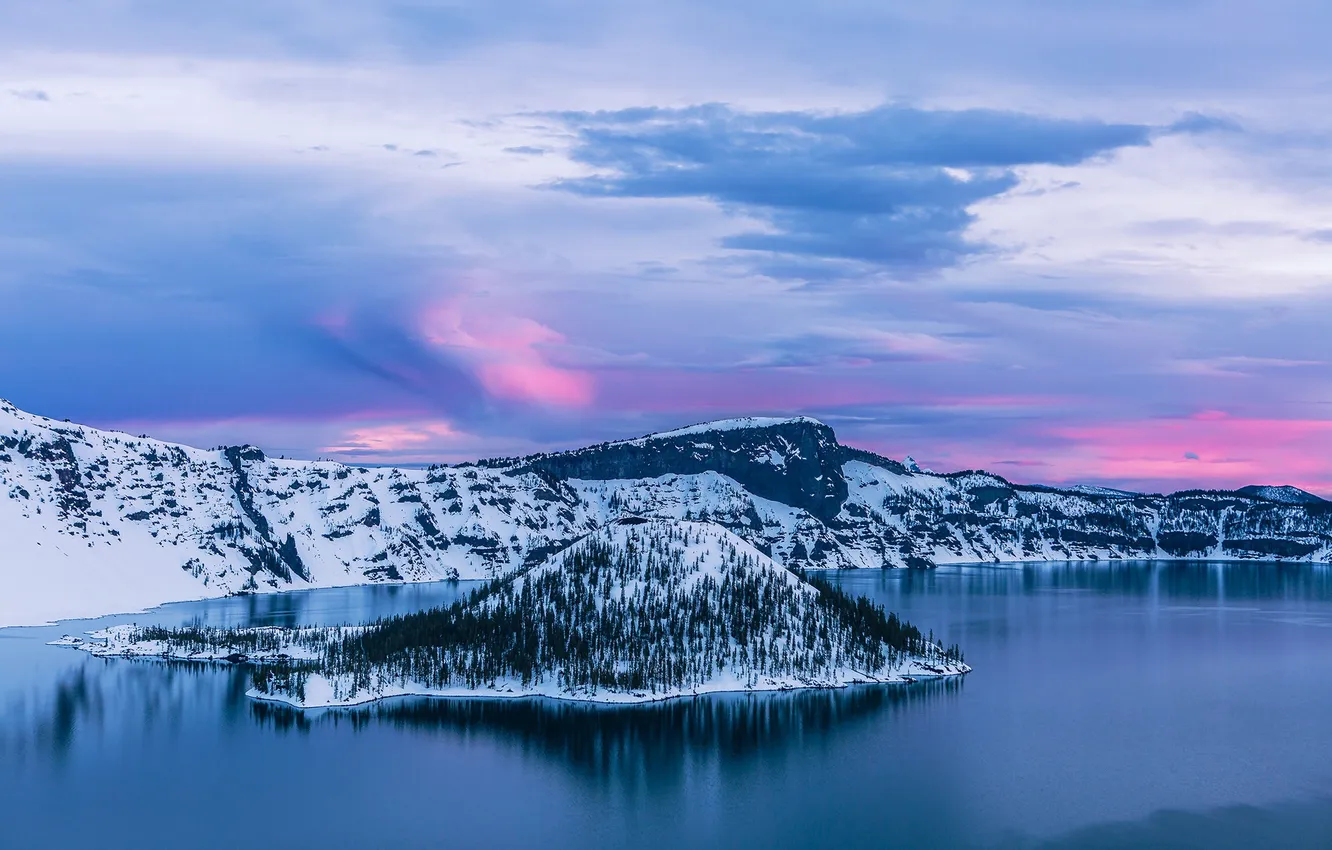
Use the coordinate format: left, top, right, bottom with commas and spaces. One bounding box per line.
508, 418, 848, 521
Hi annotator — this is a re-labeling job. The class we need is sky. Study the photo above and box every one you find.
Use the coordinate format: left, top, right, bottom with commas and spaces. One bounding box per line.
2, 1, 1330, 495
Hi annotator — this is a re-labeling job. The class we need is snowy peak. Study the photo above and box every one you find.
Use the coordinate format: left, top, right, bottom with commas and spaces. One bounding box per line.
1236, 485, 1328, 505
71, 517, 966, 706
524, 519, 798, 593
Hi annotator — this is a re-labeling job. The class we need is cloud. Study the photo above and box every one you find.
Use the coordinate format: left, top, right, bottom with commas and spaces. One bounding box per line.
0, 3, 1328, 486
735, 327, 973, 369
0, 162, 490, 426
322, 420, 461, 454
1168, 356, 1325, 378
547, 104, 1170, 274
1167, 112, 1243, 134
419, 299, 594, 408
1184, 451, 1201, 460
8, 89, 50, 101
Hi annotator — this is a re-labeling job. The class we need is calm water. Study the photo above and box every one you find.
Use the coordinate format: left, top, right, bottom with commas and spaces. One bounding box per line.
5, 562, 1332, 849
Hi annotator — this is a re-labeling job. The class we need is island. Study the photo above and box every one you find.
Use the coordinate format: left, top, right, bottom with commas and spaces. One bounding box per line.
53, 520, 968, 707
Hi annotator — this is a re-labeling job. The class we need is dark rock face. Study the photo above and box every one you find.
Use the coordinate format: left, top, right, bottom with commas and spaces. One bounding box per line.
512, 419, 851, 521
223, 445, 308, 582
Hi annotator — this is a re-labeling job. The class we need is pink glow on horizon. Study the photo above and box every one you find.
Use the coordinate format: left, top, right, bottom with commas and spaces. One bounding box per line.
321, 420, 462, 454
420, 301, 593, 407
874, 414, 1332, 496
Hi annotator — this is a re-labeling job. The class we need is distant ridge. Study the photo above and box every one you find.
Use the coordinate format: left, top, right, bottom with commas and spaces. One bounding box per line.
2, 398, 1331, 627
1236, 485, 1328, 505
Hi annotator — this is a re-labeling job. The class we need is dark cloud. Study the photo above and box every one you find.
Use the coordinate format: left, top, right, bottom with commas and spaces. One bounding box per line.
1167, 111, 1243, 134
9, 88, 49, 101
547, 104, 1167, 274
0, 164, 480, 425
503, 146, 549, 155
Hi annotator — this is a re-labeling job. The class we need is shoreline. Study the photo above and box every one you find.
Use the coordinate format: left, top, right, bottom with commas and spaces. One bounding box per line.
7, 554, 1326, 631
245, 669, 970, 710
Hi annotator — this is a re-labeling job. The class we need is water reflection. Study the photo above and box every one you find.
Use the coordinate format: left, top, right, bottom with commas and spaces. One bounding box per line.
5, 636, 963, 786
9, 559, 1332, 849
1003, 796, 1332, 850
864, 560, 1332, 603
0, 655, 252, 765
148, 578, 477, 631
249, 678, 964, 782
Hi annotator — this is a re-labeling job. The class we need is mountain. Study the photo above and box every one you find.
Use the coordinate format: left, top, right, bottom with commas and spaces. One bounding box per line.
1235, 485, 1328, 505
3, 399, 1331, 626
55, 520, 968, 706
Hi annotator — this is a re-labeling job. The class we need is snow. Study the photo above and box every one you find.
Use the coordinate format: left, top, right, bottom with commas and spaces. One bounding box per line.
903, 456, 931, 474
1064, 484, 1138, 499
1237, 485, 1327, 505
244, 663, 964, 709
616, 416, 824, 445
3, 398, 1330, 629
0, 494, 225, 627
51, 520, 970, 707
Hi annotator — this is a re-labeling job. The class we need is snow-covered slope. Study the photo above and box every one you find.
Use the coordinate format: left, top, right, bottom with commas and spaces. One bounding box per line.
56, 520, 968, 706
3, 399, 1331, 626
0, 399, 609, 625
1235, 485, 1328, 505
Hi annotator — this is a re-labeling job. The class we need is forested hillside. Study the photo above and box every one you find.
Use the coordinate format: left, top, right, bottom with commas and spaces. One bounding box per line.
58, 521, 968, 706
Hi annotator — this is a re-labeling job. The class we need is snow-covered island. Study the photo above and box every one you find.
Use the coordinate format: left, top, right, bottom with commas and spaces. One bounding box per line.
53, 520, 968, 707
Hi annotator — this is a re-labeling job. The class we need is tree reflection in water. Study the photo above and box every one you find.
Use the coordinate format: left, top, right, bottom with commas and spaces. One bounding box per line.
251, 678, 964, 781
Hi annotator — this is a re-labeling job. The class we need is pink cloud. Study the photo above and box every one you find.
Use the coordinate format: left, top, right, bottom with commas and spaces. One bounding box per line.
420, 302, 594, 407
322, 420, 461, 454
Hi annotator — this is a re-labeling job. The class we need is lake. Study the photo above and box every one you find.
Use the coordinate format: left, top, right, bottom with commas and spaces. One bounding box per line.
5, 561, 1332, 849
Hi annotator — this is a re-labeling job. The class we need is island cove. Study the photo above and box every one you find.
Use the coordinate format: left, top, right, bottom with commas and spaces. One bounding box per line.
52, 521, 968, 707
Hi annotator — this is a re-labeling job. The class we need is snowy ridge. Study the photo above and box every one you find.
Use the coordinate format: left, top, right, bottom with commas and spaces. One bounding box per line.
1235, 485, 1328, 505
3, 399, 1332, 627
54, 521, 968, 707
614, 416, 825, 445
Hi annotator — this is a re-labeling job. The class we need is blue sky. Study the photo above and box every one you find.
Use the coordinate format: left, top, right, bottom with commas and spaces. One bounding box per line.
2, 1, 1330, 493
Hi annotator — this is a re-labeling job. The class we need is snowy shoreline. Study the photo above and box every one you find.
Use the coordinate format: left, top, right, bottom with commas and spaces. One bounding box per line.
50, 625, 969, 709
